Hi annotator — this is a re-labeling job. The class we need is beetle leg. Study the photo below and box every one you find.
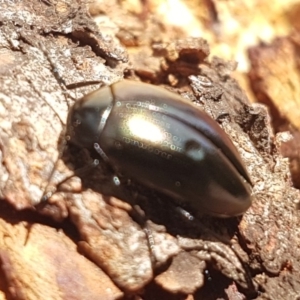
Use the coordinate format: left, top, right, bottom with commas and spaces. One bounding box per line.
173, 206, 234, 246
130, 204, 157, 265
112, 175, 121, 186
175, 206, 195, 221
94, 143, 125, 187
143, 222, 156, 265
39, 159, 100, 203
94, 143, 109, 162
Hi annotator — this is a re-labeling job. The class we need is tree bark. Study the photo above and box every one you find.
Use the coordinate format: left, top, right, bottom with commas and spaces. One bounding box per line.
0, 1, 299, 299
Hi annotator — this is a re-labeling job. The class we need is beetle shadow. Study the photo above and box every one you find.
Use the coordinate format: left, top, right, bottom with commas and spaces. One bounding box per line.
51, 142, 256, 295
60, 143, 243, 245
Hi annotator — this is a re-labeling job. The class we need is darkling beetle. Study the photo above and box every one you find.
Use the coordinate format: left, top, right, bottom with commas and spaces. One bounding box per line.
65, 79, 253, 218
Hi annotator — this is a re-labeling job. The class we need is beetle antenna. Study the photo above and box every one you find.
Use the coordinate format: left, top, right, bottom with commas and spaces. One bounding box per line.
37, 41, 77, 106
39, 137, 67, 203
25, 75, 66, 126
35, 42, 107, 204
37, 42, 105, 98
66, 80, 104, 90
33, 42, 72, 204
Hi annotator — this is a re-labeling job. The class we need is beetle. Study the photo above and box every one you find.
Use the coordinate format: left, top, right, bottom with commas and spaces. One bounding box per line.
66, 79, 253, 217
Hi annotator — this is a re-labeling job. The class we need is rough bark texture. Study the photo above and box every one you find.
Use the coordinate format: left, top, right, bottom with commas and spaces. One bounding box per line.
248, 33, 300, 190
0, 1, 300, 299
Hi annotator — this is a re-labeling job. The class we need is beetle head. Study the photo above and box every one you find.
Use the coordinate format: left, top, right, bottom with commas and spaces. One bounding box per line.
66, 86, 113, 149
